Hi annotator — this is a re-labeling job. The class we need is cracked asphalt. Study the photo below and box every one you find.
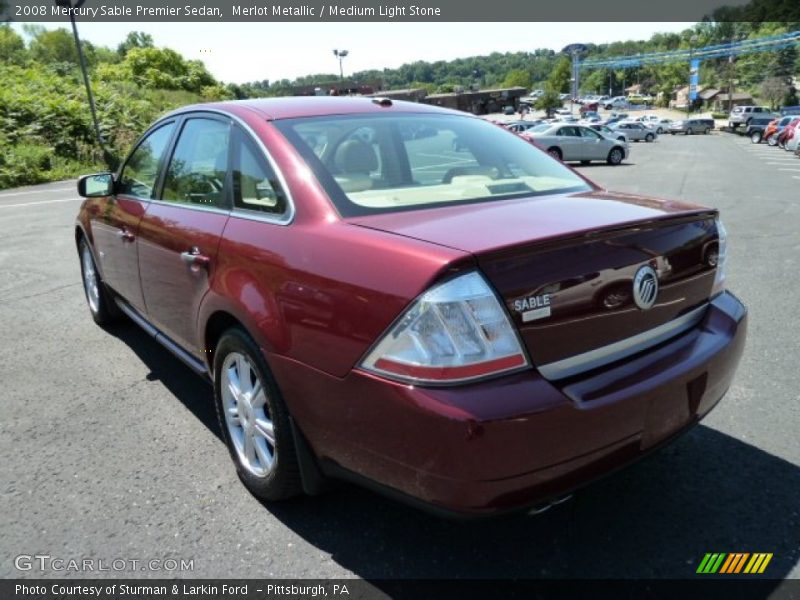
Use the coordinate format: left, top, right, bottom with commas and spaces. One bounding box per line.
0, 132, 798, 585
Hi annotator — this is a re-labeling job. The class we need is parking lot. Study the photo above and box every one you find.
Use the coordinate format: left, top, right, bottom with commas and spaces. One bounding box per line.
0, 131, 798, 583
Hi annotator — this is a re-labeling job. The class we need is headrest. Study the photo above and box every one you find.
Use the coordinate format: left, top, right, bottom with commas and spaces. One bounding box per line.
334, 139, 378, 175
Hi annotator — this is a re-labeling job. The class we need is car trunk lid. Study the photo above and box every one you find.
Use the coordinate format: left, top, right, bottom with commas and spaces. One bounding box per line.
350, 191, 719, 380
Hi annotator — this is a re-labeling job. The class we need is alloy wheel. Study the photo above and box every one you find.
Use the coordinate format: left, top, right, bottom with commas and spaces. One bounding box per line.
221, 352, 276, 478
81, 246, 100, 314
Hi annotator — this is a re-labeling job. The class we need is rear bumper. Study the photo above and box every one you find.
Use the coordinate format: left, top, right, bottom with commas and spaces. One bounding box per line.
271, 291, 747, 516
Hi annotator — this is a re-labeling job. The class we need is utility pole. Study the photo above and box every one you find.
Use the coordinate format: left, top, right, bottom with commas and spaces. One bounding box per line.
54, 0, 112, 168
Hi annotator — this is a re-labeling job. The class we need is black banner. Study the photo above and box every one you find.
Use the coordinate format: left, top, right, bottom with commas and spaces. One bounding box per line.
0, 0, 781, 23
3, 579, 800, 600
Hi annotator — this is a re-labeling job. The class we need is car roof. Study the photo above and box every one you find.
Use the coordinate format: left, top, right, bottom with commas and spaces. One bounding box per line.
164, 97, 459, 121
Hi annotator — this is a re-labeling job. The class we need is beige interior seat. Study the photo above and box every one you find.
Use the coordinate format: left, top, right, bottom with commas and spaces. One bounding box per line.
333, 139, 377, 193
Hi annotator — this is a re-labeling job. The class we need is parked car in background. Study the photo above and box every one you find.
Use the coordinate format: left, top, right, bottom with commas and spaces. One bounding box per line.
728, 105, 772, 129
785, 120, 800, 153
610, 121, 657, 142
580, 102, 600, 114
669, 119, 712, 135
745, 116, 779, 144
604, 97, 628, 110
632, 115, 672, 134
765, 116, 795, 146
524, 123, 629, 164
505, 120, 544, 133
73, 97, 745, 516
777, 117, 800, 149
589, 123, 628, 142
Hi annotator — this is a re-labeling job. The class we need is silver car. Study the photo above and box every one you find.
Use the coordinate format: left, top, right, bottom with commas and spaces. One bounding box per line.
525, 124, 629, 165
610, 122, 657, 142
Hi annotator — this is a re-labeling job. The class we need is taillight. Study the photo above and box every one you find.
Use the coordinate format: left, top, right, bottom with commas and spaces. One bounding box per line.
360, 271, 529, 385
711, 217, 728, 296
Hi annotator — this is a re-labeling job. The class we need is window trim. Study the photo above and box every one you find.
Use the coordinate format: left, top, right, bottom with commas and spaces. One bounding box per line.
157, 114, 234, 211
116, 119, 178, 201
121, 109, 296, 226
230, 124, 289, 219
167, 109, 295, 226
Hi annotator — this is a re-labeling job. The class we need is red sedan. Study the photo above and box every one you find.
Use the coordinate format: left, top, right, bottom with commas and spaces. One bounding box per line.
75, 98, 746, 516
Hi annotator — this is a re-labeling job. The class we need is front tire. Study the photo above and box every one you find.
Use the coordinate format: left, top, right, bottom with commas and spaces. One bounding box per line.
607, 147, 624, 165
767, 134, 778, 147
213, 328, 302, 501
645, 133, 655, 142
78, 238, 119, 326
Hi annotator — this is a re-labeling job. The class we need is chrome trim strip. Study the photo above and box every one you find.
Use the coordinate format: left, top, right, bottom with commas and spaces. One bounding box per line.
115, 298, 157, 337
537, 303, 709, 380
114, 298, 208, 376
157, 107, 296, 226
146, 197, 232, 217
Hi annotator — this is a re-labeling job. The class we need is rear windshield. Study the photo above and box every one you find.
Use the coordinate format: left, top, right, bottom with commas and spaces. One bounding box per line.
273, 113, 592, 217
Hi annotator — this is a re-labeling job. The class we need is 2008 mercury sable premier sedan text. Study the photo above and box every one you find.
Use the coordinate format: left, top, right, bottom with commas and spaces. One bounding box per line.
75, 97, 747, 517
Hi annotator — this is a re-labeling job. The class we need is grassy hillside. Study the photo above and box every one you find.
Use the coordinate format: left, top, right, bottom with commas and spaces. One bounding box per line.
1, 14, 798, 189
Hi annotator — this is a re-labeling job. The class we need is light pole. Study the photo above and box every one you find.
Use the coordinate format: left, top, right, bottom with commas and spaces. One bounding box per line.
562, 43, 587, 115
333, 49, 348, 82
688, 34, 698, 115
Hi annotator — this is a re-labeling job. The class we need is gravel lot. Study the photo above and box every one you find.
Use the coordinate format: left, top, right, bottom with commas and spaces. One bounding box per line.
0, 131, 798, 584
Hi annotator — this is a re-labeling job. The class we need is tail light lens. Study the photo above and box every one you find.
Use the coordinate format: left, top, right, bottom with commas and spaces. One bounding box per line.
361, 271, 529, 385
711, 217, 728, 296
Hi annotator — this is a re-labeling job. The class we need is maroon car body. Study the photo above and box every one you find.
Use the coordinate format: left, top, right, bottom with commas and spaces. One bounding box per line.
75, 98, 746, 517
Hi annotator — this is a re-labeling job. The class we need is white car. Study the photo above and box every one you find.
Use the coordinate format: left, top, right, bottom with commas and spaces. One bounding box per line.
604, 97, 629, 110
524, 123, 629, 165
610, 121, 658, 142
633, 115, 673, 134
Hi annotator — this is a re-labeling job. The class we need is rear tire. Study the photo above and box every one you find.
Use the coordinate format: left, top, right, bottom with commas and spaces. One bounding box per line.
213, 328, 303, 501
78, 238, 120, 327
645, 133, 655, 143
750, 131, 763, 144
767, 134, 778, 147
607, 147, 624, 165
547, 147, 562, 161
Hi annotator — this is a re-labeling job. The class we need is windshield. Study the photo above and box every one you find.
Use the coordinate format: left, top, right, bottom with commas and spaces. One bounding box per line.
274, 113, 591, 217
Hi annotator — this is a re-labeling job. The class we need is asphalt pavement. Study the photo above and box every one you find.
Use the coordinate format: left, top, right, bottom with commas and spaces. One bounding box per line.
0, 132, 798, 585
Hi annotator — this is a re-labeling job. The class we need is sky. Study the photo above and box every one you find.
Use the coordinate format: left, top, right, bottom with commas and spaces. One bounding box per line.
14, 22, 695, 84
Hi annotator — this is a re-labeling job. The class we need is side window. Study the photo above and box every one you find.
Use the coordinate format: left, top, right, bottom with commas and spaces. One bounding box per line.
162, 118, 231, 208
118, 122, 176, 198
232, 131, 287, 215
580, 127, 602, 139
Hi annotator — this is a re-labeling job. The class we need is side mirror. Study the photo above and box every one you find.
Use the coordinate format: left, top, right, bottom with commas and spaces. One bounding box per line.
78, 173, 114, 198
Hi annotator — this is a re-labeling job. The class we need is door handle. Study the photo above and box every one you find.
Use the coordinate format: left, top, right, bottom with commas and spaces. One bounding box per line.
116, 229, 135, 242
180, 247, 211, 268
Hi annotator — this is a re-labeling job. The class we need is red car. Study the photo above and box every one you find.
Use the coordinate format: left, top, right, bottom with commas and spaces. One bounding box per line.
777, 117, 800, 149
75, 98, 746, 517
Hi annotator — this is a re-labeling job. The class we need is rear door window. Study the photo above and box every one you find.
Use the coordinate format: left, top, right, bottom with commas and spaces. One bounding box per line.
232, 128, 288, 216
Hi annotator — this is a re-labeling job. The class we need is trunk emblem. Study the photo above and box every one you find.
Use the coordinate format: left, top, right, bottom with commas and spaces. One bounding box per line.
633, 266, 659, 310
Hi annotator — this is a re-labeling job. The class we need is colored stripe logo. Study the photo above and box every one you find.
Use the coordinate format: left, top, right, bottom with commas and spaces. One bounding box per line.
696, 553, 773, 574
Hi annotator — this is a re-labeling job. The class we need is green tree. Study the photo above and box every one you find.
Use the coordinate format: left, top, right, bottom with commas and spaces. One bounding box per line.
0, 25, 26, 65
117, 31, 154, 57
548, 57, 572, 94
535, 86, 563, 117
28, 27, 95, 67
503, 68, 532, 89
